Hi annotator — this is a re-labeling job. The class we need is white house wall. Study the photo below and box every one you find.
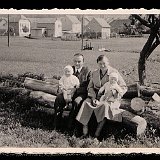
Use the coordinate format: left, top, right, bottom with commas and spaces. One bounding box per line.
0, 19, 7, 30
19, 19, 31, 37
54, 20, 62, 37
72, 23, 81, 33
101, 28, 110, 39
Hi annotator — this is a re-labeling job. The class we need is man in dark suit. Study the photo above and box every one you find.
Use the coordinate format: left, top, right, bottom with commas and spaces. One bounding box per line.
53, 53, 91, 132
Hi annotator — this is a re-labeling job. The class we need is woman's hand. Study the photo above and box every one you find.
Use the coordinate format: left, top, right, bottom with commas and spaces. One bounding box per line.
92, 98, 98, 107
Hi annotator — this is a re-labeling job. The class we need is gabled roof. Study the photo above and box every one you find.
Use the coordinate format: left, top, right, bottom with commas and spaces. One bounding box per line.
7, 15, 28, 23
93, 17, 110, 28
28, 17, 59, 24
28, 17, 57, 24
0, 17, 7, 22
23, 14, 59, 18
105, 17, 114, 23
109, 19, 131, 27
66, 15, 81, 24
84, 16, 93, 22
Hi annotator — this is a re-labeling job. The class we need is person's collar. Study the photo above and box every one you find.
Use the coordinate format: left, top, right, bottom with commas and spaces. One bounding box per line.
107, 66, 112, 75
75, 66, 83, 73
99, 66, 111, 75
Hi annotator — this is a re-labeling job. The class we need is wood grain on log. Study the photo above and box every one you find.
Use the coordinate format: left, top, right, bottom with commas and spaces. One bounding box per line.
24, 77, 59, 96
120, 99, 160, 132
29, 91, 56, 108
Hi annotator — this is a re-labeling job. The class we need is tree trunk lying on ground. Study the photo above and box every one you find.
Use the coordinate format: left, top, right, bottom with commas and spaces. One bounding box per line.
24, 78, 139, 99
0, 86, 29, 95
24, 78, 160, 99
120, 99, 160, 132
24, 77, 59, 96
29, 91, 56, 108
139, 85, 160, 97
1, 82, 160, 133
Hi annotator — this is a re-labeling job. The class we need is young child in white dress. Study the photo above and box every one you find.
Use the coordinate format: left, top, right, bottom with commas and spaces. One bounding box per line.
97, 72, 124, 114
59, 65, 80, 110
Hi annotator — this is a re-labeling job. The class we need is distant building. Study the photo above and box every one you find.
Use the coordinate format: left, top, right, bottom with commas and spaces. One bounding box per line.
85, 17, 111, 39
0, 18, 7, 35
0, 15, 62, 38
3, 15, 31, 36
60, 15, 81, 34
19, 17, 31, 37
80, 16, 93, 26
28, 17, 62, 37
109, 19, 132, 34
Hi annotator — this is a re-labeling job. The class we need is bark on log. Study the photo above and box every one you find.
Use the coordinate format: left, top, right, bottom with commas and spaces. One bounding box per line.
123, 83, 160, 98
120, 99, 160, 132
24, 77, 59, 96
29, 91, 56, 108
139, 85, 160, 97
0, 86, 29, 95
123, 83, 138, 99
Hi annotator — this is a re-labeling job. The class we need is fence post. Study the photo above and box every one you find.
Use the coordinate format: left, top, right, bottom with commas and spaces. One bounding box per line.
8, 14, 10, 47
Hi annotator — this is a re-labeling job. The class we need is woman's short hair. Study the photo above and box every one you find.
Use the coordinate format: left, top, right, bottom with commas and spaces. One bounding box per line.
74, 53, 84, 61
97, 55, 109, 63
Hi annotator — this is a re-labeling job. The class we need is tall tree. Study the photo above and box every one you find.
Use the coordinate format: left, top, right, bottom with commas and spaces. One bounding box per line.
130, 14, 160, 85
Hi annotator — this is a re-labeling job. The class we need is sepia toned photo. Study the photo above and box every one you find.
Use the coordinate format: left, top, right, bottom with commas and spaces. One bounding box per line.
0, 9, 160, 154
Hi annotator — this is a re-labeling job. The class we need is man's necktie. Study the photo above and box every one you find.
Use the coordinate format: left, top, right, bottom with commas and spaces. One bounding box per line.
75, 70, 79, 77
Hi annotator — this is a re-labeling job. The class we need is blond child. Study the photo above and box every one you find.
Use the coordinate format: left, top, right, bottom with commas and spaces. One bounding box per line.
97, 72, 124, 110
59, 65, 80, 109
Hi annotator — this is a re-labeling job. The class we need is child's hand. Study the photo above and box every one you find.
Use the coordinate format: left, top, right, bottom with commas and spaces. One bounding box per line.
102, 95, 107, 101
98, 90, 102, 95
110, 83, 120, 91
70, 88, 76, 97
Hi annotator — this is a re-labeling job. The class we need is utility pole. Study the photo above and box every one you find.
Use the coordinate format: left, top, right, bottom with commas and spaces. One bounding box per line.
8, 14, 10, 47
81, 15, 84, 51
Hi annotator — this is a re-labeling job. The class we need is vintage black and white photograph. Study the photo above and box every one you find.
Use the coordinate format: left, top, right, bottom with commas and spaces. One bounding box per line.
0, 9, 160, 154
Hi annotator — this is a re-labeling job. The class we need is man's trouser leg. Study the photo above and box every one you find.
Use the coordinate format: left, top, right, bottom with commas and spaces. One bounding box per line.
67, 96, 83, 130
53, 93, 66, 129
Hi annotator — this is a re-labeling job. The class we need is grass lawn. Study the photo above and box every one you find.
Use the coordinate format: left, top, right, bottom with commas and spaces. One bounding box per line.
0, 36, 160, 148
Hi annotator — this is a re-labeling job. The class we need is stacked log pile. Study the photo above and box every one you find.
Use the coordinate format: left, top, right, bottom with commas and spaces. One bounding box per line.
0, 73, 160, 133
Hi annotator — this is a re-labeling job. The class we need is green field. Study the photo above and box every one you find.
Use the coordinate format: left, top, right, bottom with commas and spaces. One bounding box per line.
0, 36, 160, 148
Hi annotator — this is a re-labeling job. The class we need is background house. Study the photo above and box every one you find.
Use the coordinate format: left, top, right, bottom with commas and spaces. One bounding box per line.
0, 15, 31, 36
109, 18, 132, 34
61, 15, 81, 34
85, 17, 111, 39
28, 17, 62, 38
0, 17, 7, 35
9, 15, 21, 36
19, 16, 31, 37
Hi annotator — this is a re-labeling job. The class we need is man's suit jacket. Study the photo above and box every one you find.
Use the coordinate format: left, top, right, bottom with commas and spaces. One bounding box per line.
72, 66, 91, 97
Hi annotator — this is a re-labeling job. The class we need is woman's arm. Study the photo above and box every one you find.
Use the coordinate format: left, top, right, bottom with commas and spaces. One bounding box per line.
87, 74, 97, 99
117, 72, 128, 96
98, 85, 105, 95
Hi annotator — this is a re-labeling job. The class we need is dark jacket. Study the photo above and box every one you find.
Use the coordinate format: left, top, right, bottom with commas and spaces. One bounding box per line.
72, 66, 91, 97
